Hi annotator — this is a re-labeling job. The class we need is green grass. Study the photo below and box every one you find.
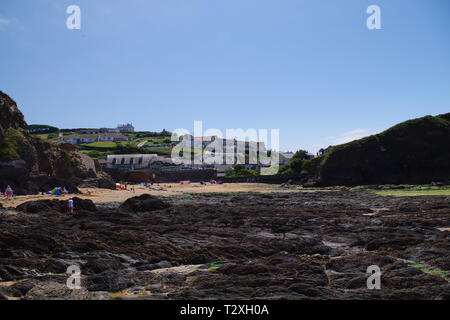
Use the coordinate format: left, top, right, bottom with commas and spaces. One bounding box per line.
407, 262, 450, 281
375, 189, 450, 196
0, 128, 25, 160
31, 133, 61, 141
80, 150, 110, 159
81, 141, 117, 148
207, 261, 225, 271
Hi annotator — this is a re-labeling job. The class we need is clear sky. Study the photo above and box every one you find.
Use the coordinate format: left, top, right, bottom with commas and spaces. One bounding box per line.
1, 0, 449, 152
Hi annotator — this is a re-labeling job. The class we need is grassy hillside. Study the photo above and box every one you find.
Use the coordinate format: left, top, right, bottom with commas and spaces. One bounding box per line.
31, 131, 174, 159
308, 113, 450, 186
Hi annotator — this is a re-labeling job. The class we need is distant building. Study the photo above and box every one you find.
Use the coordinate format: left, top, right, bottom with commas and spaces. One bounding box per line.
27, 125, 59, 134
279, 152, 294, 165
62, 135, 97, 145
117, 123, 135, 133
100, 128, 120, 133
98, 133, 129, 142
28, 127, 51, 134
106, 154, 180, 171
176, 136, 266, 153
80, 129, 100, 135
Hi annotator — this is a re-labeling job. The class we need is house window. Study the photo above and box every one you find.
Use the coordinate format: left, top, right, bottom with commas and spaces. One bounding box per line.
130, 158, 134, 165
112, 158, 116, 165
138, 157, 143, 165
121, 158, 125, 165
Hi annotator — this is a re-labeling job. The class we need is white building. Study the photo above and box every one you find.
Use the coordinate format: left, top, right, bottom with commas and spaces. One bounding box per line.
98, 133, 129, 142
62, 135, 97, 145
117, 123, 135, 133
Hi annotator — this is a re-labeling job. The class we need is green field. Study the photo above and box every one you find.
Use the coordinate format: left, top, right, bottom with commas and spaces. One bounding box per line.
32, 133, 60, 141
81, 141, 117, 148
375, 189, 450, 196
80, 150, 110, 159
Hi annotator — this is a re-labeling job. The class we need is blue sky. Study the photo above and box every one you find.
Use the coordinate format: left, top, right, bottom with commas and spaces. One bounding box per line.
1, 0, 449, 152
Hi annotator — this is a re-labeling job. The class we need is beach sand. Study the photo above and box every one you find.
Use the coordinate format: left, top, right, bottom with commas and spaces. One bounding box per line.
0, 183, 306, 208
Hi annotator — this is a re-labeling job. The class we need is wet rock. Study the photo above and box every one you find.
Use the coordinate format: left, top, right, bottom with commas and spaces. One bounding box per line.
16, 197, 97, 214
219, 263, 269, 275
24, 281, 102, 300
138, 260, 173, 271
326, 253, 395, 273
383, 273, 447, 290
71, 197, 97, 212
16, 199, 65, 214
119, 194, 170, 213
0, 191, 449, 299
86, 272, 135, 292
83, 257, 124, 275
3, 279, 36, 297
0, 288, 8, 300
0, 265, 24, 281
288, 283, 323, 297
366, 237, 423, 251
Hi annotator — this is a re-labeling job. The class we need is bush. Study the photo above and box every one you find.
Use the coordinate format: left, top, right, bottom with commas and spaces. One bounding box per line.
225, 164, 260, 177
0, 128, 25, 160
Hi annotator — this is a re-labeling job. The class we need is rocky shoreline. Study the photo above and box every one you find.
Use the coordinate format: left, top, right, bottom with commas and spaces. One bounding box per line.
0, 191, 449, 300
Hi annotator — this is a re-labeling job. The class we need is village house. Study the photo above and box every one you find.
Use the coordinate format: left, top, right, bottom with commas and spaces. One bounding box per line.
106, 154, 180, 171
98, 133, 129, 142
175, 136, 266, 153
100, 127, 120, 133
80, 129, 100, 135
62, 135, 98, 145
28, 127, 51, 134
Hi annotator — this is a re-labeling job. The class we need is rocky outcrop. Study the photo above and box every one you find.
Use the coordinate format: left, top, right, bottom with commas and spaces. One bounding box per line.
1, 192, 449, 299
310, 113, 450, 186
78, 178, 116, 190
0, 91, 108, 194
16, 197, 97, 214
119, 194, 171, 212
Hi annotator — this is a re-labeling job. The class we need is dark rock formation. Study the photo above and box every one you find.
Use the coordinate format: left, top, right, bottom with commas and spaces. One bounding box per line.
23, 281, 104, 300
119, 194, 170, 212
79, 178, 116, 190
85, 272, 135, 292
16, 197, 97, 214
310, 113, 450, 186
0, 192, 449, 299
0, 91, 113, 194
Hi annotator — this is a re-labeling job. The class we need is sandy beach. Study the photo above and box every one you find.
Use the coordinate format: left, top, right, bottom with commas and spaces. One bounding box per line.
0, 183, 307, 208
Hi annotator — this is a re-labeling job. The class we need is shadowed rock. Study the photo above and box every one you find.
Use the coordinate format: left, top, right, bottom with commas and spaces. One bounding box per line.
16, 197, 97, 214
86, 272, 135, 292
119, 194, 170, 213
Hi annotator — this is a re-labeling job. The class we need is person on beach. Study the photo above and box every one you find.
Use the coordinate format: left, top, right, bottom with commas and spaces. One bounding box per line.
5, 185, 13, 200
68, 199, 74, 214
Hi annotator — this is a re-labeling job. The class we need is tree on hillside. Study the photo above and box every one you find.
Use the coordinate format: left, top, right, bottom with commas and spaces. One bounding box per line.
292, 149, 310, 160
280, 149, 313, 174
